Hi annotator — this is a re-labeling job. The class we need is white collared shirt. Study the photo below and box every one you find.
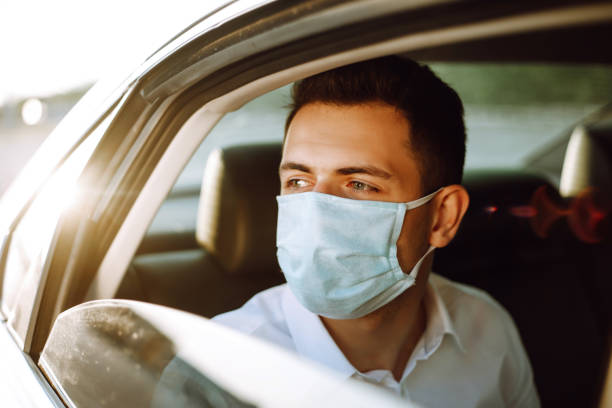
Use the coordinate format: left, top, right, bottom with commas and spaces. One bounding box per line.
213, 274, 540, 408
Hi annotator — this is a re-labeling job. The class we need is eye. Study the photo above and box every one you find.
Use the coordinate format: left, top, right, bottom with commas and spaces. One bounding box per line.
347, 181, 379, 192
286, 179, 310, 189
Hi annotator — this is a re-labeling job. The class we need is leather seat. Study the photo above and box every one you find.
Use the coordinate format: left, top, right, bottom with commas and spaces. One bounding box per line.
118, 143, 285, 317
195, 144, 283, 278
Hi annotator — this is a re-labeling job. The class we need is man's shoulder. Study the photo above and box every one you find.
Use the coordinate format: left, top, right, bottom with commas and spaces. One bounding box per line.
431, 273, 505, 311
430, 274, 539, 407
430, 273, 518, 351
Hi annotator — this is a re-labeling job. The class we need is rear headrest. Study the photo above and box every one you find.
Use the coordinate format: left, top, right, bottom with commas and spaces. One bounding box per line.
196, 143, 282, 276
559, 124, 612, 198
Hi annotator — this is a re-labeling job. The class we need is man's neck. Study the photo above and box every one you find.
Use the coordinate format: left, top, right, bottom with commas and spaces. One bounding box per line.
320, 288, 427, 381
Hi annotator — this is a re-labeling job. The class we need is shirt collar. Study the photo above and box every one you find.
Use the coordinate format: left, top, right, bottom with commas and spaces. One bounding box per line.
423, 275, 466, 355
281, 276, 466, 380
281, 287, 356, 379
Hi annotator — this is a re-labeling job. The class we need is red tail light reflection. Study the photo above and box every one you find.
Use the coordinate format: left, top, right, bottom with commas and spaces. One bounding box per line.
529, 186, 570, 239
483, 205, 498, 214
568, 187, 609, 244
509, 205, 538, 218
483, 186, 609, 243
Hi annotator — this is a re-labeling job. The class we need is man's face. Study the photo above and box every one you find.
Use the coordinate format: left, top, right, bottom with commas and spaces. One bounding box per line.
279, 101, 433, 274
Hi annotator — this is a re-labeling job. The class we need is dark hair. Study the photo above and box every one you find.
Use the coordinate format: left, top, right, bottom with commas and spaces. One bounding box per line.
285, 56, 466, 193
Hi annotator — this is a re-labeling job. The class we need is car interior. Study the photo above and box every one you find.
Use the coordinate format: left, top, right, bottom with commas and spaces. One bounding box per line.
116, 96, 612, 408
113, 27, 612, 408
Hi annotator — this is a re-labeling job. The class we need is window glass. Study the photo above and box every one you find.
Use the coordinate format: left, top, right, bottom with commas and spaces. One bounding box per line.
2, 117, 108, 343
172, 85, 291, 194
144, 63, 612, 248
41, 302, 257, 408
140, 86, 291, 246
172, 63, 612, 192
429, 63, 612, 168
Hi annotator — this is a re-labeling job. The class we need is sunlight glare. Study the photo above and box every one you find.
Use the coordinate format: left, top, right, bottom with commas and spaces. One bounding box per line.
21, 98, 46, 125
0, 0, 228, 99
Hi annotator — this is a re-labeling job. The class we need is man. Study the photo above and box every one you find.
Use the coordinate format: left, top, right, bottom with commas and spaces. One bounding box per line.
214, 56, 539, 407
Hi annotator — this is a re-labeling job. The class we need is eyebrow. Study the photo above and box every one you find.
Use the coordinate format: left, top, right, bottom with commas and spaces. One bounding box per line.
279, 161, 311, 173
336, 166, 392, 179
279, 161, 392, 179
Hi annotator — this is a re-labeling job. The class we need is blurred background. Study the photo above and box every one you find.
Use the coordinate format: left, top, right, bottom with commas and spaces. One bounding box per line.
0, 0, 223, 195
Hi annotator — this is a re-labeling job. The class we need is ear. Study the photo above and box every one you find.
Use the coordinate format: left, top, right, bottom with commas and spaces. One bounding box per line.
429, 185, 469, 248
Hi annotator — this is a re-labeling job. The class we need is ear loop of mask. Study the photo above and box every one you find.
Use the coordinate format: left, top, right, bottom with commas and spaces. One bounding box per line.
405, 188, 443, 209
348, 186, 441, 319
403, 187, 443, 280
348, 245, 436, 318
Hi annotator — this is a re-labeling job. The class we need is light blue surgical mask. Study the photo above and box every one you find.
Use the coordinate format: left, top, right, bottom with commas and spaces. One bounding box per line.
276, 189, 440, 319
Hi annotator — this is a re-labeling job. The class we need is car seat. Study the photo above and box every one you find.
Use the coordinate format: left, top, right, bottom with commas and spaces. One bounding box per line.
117, 143, 285, 317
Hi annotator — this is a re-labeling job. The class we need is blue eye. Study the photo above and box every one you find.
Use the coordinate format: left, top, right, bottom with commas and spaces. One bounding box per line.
348, 181, 378, 192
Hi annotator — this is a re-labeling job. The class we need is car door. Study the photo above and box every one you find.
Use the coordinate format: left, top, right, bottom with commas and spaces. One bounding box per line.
39, 299, 414, 407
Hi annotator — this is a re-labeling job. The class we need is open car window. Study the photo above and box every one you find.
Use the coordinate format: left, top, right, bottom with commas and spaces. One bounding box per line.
140, 61, 612, 259
432, 63, 612, 171
169, 62, 612, 197
171, 85, 292, 195
117, 58, 612, 408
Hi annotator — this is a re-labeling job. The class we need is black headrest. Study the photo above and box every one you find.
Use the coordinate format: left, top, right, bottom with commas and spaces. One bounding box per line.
196, 143, 282, 276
